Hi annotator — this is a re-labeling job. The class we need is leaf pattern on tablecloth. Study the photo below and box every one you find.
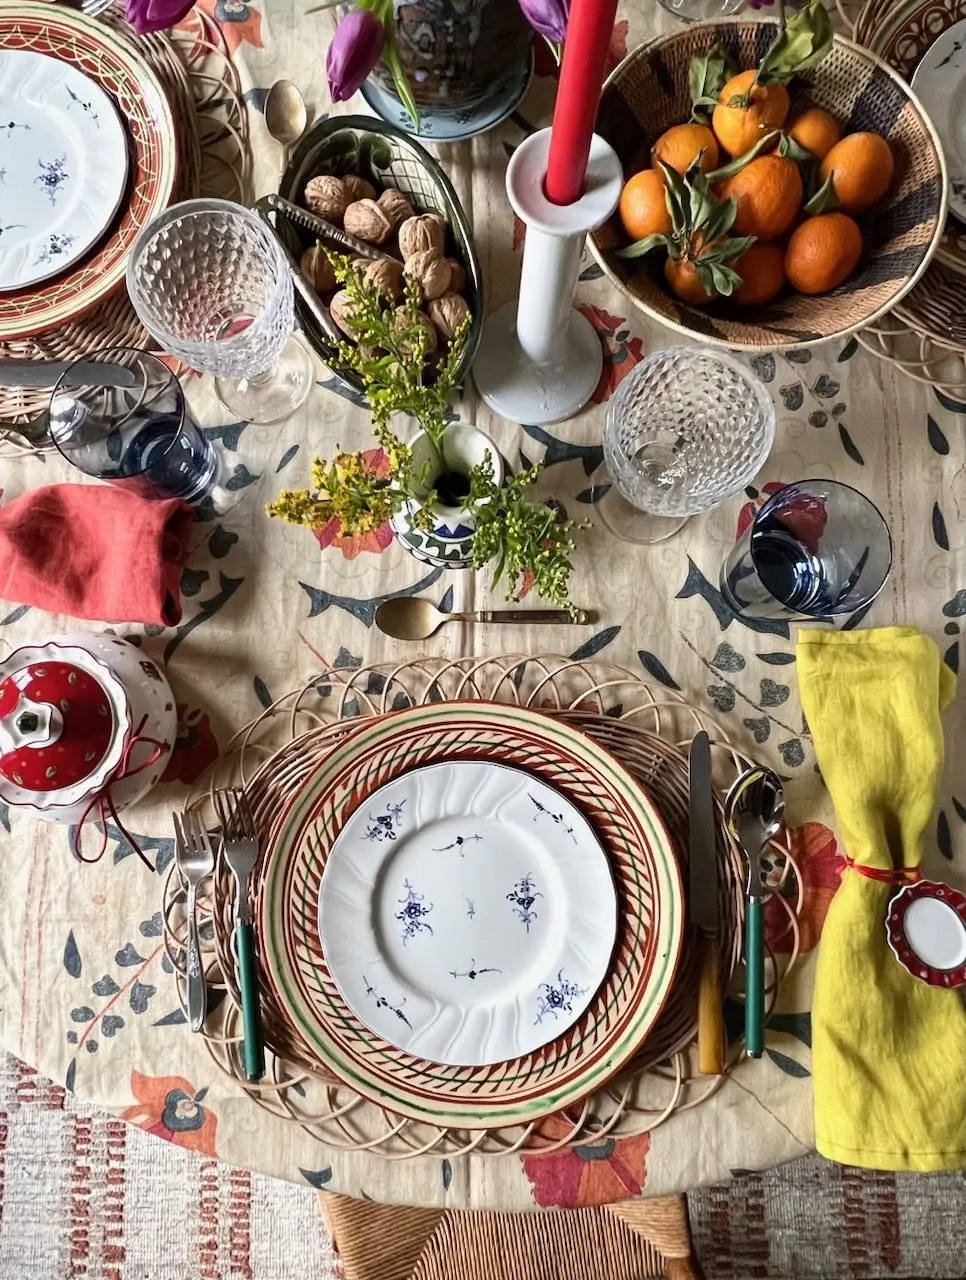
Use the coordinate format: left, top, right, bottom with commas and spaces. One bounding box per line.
194, 0, 263, 54
64, 916, 167, 1071
299, 566, 445, 626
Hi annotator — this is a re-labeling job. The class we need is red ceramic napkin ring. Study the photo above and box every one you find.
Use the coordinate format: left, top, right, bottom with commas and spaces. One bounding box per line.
886, 880, 966, 988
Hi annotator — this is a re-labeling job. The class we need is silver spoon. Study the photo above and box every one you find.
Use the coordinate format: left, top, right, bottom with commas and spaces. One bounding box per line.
264, 79, 307, 180
375, 598, 591, 641
724, 767, 785, 1060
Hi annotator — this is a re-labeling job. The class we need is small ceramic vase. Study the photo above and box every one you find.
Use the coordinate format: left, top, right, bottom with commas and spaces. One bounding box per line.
391, 422, 504, 569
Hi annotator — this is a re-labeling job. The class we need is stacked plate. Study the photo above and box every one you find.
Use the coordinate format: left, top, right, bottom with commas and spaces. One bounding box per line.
0, 0, 177, 341
855, 0, 966, 353
254, 702, 685, 1127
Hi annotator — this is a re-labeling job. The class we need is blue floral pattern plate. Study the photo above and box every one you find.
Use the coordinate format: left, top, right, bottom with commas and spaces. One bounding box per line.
317, 760, 618, 1067
0, 49, 129, 291
911, 19, 966, 224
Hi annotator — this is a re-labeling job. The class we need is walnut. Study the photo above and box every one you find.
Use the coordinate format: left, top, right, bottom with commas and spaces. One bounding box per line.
343, 198, 393, 245
392, 307, 438, 359
376, 186, 415, 230
341, 174, 376, 203
328, 289, 358, 338
444, 257, 467, 295
427, 292, 471, 342
397, 212, 446, 259
303, 175, 347, 224
361, 257, 404, 301
403, 249, 452, 301
300, 245, 337, 294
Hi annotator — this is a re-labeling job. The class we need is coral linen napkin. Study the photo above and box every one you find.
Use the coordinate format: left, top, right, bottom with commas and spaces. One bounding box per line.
0, 484, 194, 627
797, 627, 966, 1172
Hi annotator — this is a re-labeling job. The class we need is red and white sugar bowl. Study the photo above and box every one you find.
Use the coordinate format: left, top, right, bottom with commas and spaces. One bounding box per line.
0, 633, 176, 826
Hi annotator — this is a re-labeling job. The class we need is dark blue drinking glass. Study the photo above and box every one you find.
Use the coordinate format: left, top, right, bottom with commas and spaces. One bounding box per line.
48, 347, 218, 505
720, 480, 893, 621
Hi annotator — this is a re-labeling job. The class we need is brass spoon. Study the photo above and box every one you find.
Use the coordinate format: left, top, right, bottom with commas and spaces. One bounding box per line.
375, 598, 591, 641
264, 79, 308, 179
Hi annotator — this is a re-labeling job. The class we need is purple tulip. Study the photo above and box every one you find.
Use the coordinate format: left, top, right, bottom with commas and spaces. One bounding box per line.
517, 0, 569, 44
124, 0, 195, 35
327, 9, 386, 103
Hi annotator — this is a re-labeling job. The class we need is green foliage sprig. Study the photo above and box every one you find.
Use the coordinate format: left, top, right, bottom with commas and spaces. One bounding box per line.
267, 258, 586, 612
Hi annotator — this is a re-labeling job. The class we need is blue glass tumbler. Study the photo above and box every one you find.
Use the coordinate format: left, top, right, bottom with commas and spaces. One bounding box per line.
48, 347, 218, 505
720, 479, 893, 621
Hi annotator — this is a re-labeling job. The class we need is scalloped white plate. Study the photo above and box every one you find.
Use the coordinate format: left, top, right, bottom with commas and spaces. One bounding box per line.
0, 49, 129, 290
318, 760, 618, 1067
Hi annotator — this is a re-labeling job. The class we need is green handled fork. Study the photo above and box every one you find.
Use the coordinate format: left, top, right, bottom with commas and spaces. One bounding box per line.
213, 788, 265, 1082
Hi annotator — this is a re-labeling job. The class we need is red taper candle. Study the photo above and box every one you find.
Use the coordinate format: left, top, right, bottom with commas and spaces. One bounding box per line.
544, 0, 619, 206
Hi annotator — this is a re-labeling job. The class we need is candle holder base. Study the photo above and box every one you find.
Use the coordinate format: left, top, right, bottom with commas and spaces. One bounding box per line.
473, 300, 603, 426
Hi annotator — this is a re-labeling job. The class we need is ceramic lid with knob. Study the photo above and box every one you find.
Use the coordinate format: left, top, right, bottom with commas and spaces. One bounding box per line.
0, 643, 130, 814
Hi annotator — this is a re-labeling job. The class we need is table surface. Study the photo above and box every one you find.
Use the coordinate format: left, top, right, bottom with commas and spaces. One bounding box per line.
0, 0, 964, 1214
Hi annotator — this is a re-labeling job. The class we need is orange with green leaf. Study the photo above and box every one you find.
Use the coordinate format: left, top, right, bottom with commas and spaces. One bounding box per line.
614, 0, 896, 310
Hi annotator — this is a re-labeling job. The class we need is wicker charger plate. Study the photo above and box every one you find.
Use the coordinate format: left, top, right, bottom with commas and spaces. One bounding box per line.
259, 702, 684, 1127
162, 657, 798, 1159
591, 22, 946, 351
854, 0, 966, 274
0, 1, 177, 341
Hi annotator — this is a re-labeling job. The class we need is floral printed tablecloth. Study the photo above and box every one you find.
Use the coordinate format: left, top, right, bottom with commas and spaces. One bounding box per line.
0, 0, 963, 1213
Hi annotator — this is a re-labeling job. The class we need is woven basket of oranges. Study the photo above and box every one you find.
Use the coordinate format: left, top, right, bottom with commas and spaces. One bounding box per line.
590, 5, 947, 351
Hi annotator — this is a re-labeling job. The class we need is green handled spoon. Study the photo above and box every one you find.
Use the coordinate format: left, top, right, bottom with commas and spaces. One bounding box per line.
725, 767, 785, 1059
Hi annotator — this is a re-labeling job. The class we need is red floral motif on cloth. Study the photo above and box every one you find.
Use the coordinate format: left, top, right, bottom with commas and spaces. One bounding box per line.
764, 822, 842, 954
577, 305, 645, 403
161, 703, 220, 785
311, 448, 394, 559
736, 480, 786, 538
521, 1113, 650, 1207
192, 0, 263, 54
121, 1071, 218, 1157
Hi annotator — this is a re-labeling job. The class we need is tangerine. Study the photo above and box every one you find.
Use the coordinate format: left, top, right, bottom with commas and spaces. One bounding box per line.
712, 69, 790, 158
651, 122, 720, 175
664, 256, 715, 305
819, 131, 895, 213
618, 169, 672, 241
718, 154, 803, 241
787, 107, 841, 160
732, 242, 785, 305
784, 212, 862, 294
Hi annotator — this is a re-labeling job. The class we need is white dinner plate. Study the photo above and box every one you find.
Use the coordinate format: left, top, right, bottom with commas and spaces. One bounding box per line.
0, 49, 129, 290
912, 19, 966, 224
318, 760, 618, 1067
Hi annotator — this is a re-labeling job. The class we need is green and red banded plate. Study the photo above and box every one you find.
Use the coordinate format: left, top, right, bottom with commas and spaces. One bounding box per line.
0, 0, 177, 338
257, 702, 684, 1128
855, 0, 966, 275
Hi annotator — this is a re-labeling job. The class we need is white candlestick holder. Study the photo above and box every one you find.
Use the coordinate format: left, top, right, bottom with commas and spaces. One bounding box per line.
473, 129, 623, 426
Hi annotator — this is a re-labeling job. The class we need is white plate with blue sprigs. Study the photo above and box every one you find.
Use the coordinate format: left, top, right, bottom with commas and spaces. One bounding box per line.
0, 49, 129, 291
912, 18, 966, 224
318, 760, 618, 1067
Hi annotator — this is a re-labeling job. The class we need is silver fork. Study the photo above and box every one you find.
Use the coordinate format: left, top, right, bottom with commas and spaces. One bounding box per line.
81, 0, 117, 15
213, 788, 265, 1081
172, 810, 215, 1032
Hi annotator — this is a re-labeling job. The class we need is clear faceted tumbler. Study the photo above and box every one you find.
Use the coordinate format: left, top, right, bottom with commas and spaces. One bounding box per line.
126, 199, 312, 425
600, 346, 776, 543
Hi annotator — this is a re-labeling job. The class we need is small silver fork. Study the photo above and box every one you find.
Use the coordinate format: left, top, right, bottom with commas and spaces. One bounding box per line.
80, 0, 117, 16
214, 788, 265, 1081
172, 810, 215, 1032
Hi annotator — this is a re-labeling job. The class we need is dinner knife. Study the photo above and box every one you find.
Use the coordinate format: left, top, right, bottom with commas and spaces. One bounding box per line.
1, 359, 137, 390
689, 730, 724, 1075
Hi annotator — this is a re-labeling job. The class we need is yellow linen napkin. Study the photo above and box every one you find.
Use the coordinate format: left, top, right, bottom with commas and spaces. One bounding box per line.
796, 626, 966, 1172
